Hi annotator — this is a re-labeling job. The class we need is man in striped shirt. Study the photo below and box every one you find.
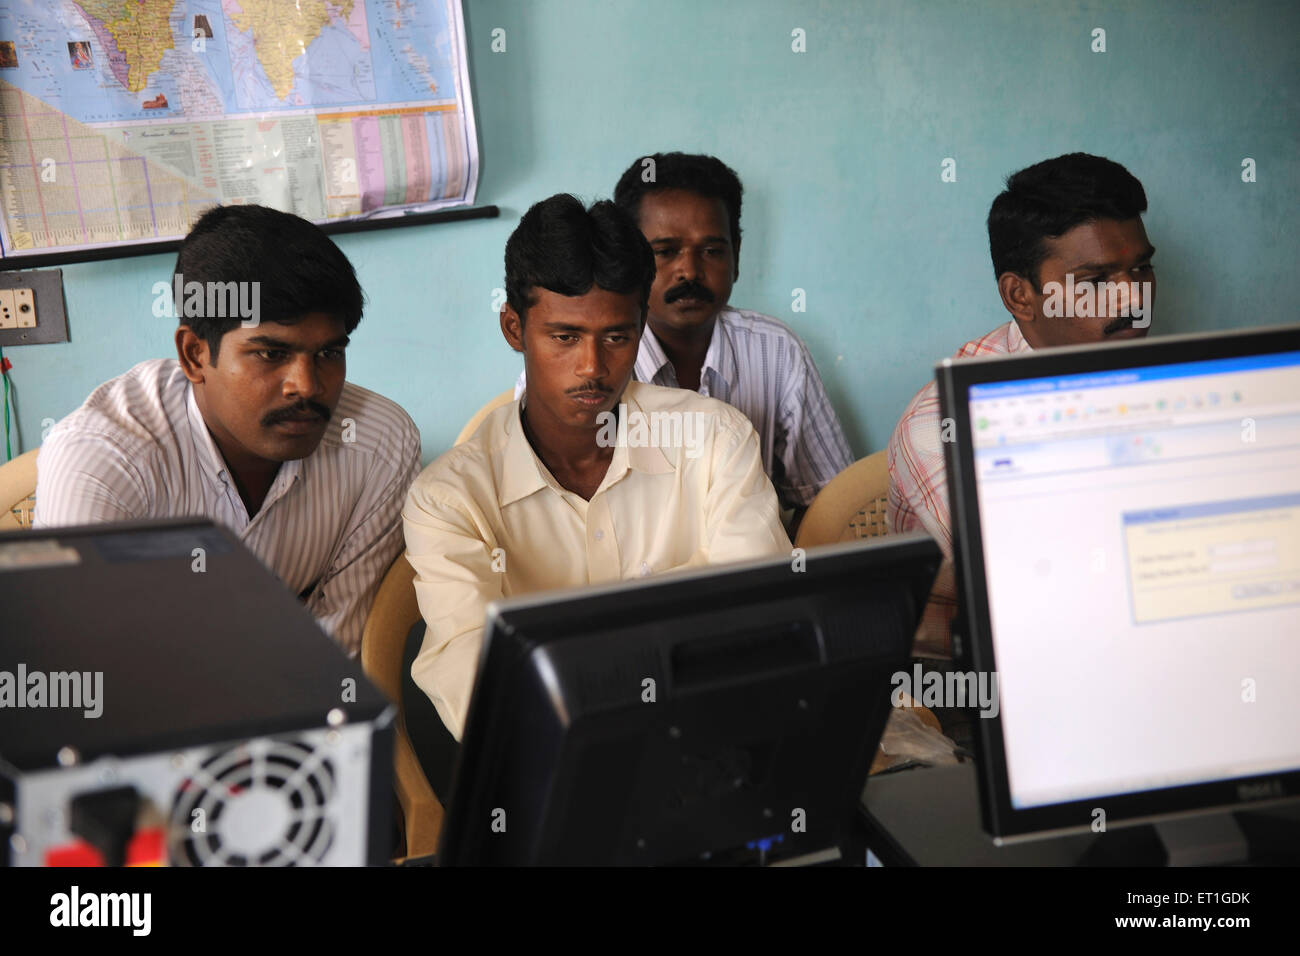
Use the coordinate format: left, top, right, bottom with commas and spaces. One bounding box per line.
517, 153, 853, 521
35, 205, 421, 657
888, 153, 1156, 663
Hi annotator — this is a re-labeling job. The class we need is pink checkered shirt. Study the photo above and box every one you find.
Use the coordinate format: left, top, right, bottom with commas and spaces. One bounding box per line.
886, 320, 1033, 658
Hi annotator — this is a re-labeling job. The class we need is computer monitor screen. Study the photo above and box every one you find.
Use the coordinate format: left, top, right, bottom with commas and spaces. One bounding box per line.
436, 535, 941, 866
939, 325, 1300, 839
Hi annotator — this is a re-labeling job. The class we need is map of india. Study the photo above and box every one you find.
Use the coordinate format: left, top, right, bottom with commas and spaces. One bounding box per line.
73, 0, 177, 94
0, 0, 478, 257
228, 0, 354, 101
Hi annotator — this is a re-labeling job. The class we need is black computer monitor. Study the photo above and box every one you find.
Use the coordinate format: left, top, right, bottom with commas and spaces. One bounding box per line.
938, 324, 1300, 861
436, 534, 941, 866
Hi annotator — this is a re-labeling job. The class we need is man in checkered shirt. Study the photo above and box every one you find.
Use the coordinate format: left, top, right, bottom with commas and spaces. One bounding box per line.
888, 153, 1157, 665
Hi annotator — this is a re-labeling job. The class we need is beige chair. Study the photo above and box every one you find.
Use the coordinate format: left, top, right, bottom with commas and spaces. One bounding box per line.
0, 448, 38, 530
359, 390, 521, 859
794, 449, 890, 549
360, 554, 445, 860
454, 389, 515, 446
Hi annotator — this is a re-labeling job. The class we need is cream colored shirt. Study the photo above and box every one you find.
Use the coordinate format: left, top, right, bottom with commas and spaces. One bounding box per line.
402, 380, 792, 740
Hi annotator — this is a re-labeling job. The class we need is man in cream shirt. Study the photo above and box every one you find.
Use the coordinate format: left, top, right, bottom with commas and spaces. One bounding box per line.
403, 195, 791, 740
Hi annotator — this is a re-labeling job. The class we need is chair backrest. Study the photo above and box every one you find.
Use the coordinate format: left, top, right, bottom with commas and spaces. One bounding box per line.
0, 448, 38, 531
357, 387, 515, 858
794, 450, 891, 549
454, 389, 515, 446
359, 554, 444, 859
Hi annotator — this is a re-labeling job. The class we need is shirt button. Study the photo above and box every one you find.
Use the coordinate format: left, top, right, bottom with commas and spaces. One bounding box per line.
639, 562, 651, 577
594, 530, 604, 541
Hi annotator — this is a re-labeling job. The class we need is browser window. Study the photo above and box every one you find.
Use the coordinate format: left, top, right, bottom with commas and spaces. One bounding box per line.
966, 352, 1300, 810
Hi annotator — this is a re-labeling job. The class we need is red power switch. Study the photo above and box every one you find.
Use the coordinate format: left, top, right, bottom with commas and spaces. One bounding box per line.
126, 827, 166, 866
45, 841, 106, 867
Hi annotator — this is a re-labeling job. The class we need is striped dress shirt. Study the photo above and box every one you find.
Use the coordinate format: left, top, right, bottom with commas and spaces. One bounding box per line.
886, 320, 1033, 658
516, 308, 854, 510
34, 359, 422, 656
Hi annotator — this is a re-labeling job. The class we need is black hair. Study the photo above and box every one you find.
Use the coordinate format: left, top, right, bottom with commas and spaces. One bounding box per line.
613, 152, 743, 258
987, 153, 1148, 288
504, 194, 655, 322
172, 204, 363, 361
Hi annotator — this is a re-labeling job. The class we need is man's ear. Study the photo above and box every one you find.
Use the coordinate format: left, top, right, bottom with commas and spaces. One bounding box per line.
500, 304, 525, 353
175, 326, 211, 383
996, 272, 1038, 327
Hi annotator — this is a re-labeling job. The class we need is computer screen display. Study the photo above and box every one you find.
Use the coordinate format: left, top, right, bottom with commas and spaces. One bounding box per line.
939, 326, 1300, 838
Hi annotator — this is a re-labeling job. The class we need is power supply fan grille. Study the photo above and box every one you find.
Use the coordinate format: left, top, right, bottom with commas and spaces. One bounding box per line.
169, 737, 337, 866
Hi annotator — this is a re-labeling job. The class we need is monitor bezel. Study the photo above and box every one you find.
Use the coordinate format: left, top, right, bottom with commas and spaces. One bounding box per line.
436, 533, 942, 865
937, 322, 1300, 840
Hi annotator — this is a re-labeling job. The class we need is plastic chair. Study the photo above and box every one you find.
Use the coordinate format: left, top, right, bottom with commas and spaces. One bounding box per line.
359, 388, 519, 859
454, 389, 515, 446
794, 450, 890, 549
360, 555, 445, 860
0, 448, 38, 530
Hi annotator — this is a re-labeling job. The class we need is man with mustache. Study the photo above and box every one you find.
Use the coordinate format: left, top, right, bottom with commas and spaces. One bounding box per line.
888, 153, 1156, 667
404, 195, 791, 741
614, 153, 853, 526
518, 153, 852, 525
35, 204, 421, 656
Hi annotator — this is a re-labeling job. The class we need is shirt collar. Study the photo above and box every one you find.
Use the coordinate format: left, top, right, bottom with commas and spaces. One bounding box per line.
186, 383, 232, 489
499, 383, 675, 508
499, 398, 549, 507
1007, 320, 1034, 354
185, 382, 302, 500
635, 325, 673, 383
700, 310, 737, 399
636, 311, 737, 398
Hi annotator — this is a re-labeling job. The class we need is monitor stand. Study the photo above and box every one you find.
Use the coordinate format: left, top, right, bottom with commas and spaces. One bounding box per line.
1157, 814, 1247, 867
862, 763, 1300, 866
1081, 804, 1300, 866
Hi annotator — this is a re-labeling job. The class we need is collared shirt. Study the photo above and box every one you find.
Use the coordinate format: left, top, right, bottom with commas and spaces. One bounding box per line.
886, 321, 1033, 658
403, 380, 792, 740
34, 358, 422, 656
515, 308, 854, 509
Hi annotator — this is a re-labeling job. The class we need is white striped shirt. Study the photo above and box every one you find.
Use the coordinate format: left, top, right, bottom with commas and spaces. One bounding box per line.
516, 308, 854, 509
34, 359, 421, 656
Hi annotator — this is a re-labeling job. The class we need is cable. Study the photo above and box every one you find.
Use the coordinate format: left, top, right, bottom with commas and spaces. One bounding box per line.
0, 344, 10, 461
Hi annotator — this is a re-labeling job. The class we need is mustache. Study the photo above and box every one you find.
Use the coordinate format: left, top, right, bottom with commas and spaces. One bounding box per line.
663, 280, 715, 305
262, 400, 332, 427
567, 385, 612, 396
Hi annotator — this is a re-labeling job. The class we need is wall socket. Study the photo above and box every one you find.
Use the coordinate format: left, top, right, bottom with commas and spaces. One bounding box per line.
0, 289, 16, 328
0, 288, 35, 329
0, 269, 68, 346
